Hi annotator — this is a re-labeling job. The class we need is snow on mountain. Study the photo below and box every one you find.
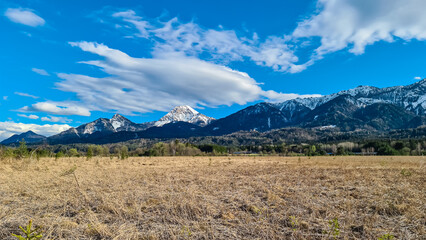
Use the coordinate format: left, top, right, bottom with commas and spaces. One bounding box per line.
275, 79, 425, 116
369, 79, 426, 114
205, 102, 288, 134
154, 105, 215, 127
50, 108, 214, 143
338, 85, 381, 97
68, 128, 80, 137
279, 85, 380, 110
109, 114, 144, 131
46, 79, 425, 144
54, 114, 142, 138
111, 114, 125, 130
81, 118, 115, 135
414, 95, 426, 109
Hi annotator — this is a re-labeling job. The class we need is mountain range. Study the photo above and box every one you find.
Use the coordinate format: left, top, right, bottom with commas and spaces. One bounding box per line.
1, 131, 46, 145
2, 79, 425, 145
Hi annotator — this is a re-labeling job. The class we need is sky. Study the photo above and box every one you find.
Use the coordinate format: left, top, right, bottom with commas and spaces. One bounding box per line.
1, 0, 426, 140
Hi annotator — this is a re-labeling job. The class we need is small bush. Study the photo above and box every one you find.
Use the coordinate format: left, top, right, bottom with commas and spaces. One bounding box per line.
400, 168, 412, 176
11, 220, 43, 240
325, 218, 340, 239
378, 233, 395, 240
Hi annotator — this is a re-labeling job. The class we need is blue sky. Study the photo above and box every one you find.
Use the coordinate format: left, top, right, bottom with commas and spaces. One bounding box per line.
1, 0, 426, 139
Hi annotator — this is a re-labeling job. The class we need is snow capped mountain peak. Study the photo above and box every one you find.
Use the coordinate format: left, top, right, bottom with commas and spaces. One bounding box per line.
80, 118, 112, 134
109, 114, 146, 131
338, 85, 380, 97
173, 105, 199, 115
275, 78, 426, 116
414, 78, 426, 85
110, 114, 129, 130
111, 113, 124, 119
154, 105, 214, 127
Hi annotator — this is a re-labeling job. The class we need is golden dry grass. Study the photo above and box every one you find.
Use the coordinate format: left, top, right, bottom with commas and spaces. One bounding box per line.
0, 156, 425, 239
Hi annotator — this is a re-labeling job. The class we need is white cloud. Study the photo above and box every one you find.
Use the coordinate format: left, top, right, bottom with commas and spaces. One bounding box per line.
21, 31, 32, 37
0, 121, 71, 141
2, 96, 7, 101
292, 0, 426, 61
112, 11, 304, 72
89, 3, 426, 75
32, 68, 50, 76
414, 76, 422, 80
112, 10, 151, 38
41, 116, 73, 123
14, 92, 39, 99
17, 114, 39, 120
56, 41, 314, 114
4, 8, 45, 27
19, 101, 91, 116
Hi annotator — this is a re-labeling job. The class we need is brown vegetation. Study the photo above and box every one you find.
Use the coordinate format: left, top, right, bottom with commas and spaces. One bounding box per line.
0, 156, 425, 239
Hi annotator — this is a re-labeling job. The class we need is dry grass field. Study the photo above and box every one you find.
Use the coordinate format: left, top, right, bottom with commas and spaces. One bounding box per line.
0, 156, 425, 239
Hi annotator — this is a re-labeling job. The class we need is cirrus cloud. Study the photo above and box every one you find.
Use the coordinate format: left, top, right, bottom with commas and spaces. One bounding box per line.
15, 92, 39, 99
4, 8, 45, 27
17, 114, 39, 120
111, 10, 304, 73
32, 68, 50, 76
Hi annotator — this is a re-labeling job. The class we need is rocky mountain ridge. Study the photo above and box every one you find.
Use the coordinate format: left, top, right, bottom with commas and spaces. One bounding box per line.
276, 79, 425, 115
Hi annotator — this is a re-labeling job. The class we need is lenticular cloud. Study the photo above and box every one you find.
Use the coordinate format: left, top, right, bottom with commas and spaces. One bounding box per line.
55, 41, 315, 115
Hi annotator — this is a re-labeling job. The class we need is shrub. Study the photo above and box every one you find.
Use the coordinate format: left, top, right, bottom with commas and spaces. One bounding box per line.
16, 140, 29, 159
120, 146, 129, 160
324, 218, 340, 239
11, 220, 43, 240
68, 148, 79, 157
86, 145, 94, 160
378, 233, 395, 240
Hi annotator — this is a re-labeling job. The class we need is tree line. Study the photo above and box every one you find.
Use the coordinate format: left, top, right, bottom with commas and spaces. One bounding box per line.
0, 139, 425, 160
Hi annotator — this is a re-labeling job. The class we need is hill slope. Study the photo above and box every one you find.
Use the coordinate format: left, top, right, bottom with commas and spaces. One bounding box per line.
1, 131, 46, 145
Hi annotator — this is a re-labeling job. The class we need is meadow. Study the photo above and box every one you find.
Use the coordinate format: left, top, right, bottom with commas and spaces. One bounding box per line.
0, 156, 424, 239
